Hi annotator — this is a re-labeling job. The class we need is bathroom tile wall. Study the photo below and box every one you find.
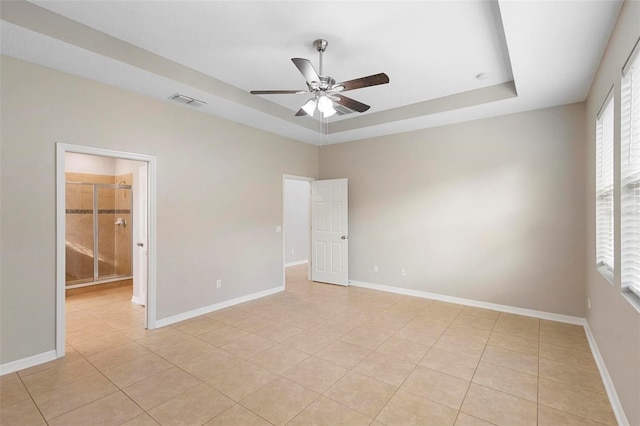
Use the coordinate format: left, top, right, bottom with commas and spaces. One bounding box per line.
115, 173, 132, 277
65, 181, 94, 283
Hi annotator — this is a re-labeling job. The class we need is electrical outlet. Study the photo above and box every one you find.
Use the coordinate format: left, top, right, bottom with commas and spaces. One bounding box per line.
588, 298, 591, 309
291, 249, 295, 254
216, 279, 221, 289
400, 268, 406, 276
373, 265, 379, 273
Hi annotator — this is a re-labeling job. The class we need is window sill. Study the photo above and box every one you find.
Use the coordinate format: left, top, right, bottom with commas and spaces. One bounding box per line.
621, 288, 640, 314
597, 265, 614, 285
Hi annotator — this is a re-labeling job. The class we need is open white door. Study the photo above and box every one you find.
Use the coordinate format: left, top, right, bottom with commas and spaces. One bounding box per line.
311, 178, 348, 286
133, 164, 149, 326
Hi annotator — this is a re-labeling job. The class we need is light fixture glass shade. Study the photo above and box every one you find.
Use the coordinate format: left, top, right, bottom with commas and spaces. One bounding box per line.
323, 105, 336, 117
301, 98, 317, 116
317, 95, 332, 113
317, 95, 336, 117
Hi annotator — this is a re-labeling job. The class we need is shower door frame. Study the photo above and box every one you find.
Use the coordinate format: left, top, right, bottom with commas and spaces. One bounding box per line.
56, 143, 158, 359
65, 181, 134, 288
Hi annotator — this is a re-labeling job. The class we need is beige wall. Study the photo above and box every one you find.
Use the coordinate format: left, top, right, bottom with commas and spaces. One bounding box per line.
584, 1, 640, 424
320, 103, 587, 317
0, 56, 319, 364
284, 179, 310, 264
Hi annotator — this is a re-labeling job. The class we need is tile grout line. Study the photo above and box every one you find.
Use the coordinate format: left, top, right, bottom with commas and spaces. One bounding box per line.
62, 290, 166, 424
452, 308, 498, 425
160, 332, 278, 425
367, 301, 468, 424
347, 295, 421, 422
285, 294, 417, 424
63, 303, 152, 424
80, 347, 168, 424
30, 270, 612, 426
200, 304, 351, 425
13, 367, 48, 425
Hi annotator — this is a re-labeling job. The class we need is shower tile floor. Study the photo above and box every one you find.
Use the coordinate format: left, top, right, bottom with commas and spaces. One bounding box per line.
1, 264, 616, 425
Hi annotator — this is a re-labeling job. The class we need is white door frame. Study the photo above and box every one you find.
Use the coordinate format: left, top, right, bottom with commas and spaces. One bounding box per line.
55, 143, 158, 358
132, 164, 148, 310
282, 174, 314, 286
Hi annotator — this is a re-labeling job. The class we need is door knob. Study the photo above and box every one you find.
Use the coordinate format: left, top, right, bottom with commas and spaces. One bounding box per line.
137, 243, 144, 247
341, 235, 348, 240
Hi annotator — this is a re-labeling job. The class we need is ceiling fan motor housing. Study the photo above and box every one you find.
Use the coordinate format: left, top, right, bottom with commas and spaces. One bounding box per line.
319, 76, 335, 90
308, 76, 336, 92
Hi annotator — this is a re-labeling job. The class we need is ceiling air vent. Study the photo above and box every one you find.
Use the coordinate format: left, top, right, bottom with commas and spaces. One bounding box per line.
169, 93, 207, 107
334, 104, 354, 115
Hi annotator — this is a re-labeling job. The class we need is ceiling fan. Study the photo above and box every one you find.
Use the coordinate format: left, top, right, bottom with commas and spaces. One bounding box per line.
250, 39, 389, 118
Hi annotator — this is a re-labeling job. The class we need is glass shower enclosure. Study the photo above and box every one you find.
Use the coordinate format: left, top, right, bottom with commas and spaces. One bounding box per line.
65, 182, 133, 287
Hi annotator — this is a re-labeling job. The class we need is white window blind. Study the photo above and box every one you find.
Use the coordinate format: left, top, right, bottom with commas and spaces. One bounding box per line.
622, 45, 640, 297
596, 93, 614, 276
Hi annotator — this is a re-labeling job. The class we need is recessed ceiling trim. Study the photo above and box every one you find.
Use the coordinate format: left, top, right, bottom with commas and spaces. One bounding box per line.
328, 81, 518, 134
0, 0, 318, 132
0, 0, 623, 145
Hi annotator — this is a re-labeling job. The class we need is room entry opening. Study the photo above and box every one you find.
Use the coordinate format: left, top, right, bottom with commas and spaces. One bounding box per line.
56, 143, 157, 359
282, 175, 349, 287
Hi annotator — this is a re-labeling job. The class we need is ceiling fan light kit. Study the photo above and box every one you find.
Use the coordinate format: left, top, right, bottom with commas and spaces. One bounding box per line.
251, 39, 389, 119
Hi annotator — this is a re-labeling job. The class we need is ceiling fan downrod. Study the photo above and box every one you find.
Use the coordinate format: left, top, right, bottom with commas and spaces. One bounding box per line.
314, 39, 328, 77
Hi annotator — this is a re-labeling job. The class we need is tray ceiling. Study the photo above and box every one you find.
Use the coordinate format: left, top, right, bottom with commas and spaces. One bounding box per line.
0, 1, 622, 145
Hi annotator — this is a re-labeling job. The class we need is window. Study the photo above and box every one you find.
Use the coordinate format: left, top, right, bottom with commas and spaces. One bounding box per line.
621, 43, 640, 298
596, 92, 614, 280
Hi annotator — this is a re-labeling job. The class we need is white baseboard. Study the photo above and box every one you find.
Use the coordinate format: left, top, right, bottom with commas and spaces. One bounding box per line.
584, 322, 629, 426
0, 349, 57, 376
131, 296, 142, 305
1, 286, 285, 376
154, 285, 285, 328
1, 279, 627, 425
349, 279, 627, 424
349, 280, 583, 324
285, 260, 308, 267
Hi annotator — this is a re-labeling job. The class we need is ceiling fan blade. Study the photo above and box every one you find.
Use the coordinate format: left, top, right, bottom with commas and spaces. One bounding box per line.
291, 58, 320, 84
250, 90, 307, 95
335, 95, 370, 113
336, 73, 389, 92
295, 108, 308, 116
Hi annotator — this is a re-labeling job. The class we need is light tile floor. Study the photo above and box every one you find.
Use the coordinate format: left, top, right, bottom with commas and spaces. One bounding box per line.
0, 264, 616, 425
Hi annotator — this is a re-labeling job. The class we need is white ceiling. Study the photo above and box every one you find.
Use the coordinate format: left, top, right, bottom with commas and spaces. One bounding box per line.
0, 0, 622, 145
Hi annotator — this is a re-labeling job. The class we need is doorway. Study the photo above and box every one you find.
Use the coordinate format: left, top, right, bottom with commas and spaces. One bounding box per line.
56, 144, 157, 358
282, 175, 350, 287
283, 175, 313, 286
64, 153, 137, 291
